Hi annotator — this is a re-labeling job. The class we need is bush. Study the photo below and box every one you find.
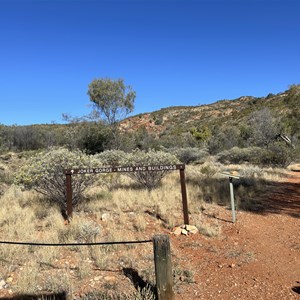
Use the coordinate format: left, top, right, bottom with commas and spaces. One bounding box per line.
167, 147, 209, 164
94, 149, 127, 166
93, 150, 129, 190
93, 149, 179, 190
14, 148, 98, 211
123, 149, 179, 190
217, 147, 262, 165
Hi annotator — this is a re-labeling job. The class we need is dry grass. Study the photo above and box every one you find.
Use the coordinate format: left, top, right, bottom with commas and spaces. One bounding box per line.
0, 162, 288, 298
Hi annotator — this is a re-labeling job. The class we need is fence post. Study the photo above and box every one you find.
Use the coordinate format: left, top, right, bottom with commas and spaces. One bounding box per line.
179, 168, 189, 225
66, 173, 73, 219
153, 235, 174, 300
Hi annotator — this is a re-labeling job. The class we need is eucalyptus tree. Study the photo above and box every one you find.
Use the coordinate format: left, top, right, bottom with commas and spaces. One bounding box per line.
87, 78, 136, 149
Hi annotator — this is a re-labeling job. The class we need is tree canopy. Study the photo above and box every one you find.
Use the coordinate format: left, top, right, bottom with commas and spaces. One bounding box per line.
87, 78, 136, 125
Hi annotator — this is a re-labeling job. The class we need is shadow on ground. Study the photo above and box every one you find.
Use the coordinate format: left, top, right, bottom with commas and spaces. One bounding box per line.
256, 176, 300, 218
123, 267, 156, 297
0, 292, 66, 300
292, 286, 300, 295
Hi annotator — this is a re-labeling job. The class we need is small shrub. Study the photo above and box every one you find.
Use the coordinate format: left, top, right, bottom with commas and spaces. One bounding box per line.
58, 219, 100, 243
167, 147, 209, 164
15, 261, 40, 294
123, 149, 179, 190
200, 162, 219, 177
198, 222, 221, 237
217, 147, 261, 164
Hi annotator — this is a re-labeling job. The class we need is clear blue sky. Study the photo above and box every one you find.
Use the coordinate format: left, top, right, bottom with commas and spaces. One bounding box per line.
0, 0, 299, 125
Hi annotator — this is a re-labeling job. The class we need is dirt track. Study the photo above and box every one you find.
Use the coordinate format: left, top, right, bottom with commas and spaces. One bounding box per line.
172, 171, 300, 299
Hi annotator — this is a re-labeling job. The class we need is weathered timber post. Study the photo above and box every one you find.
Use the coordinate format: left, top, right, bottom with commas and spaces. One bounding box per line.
179, 168, 189, 225
153, 235, 174, 300
66, 173, 73, 219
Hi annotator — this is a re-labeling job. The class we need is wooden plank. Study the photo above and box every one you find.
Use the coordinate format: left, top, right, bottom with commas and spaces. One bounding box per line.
64, 164, 185, 175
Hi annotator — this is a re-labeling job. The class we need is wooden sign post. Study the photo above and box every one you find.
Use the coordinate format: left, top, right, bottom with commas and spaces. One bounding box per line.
65, 164, 189, 224
66, 173, 73, 219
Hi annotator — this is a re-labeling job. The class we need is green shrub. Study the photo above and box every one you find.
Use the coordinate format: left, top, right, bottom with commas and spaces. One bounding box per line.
216, 147, 260, 164
94, 149, 127, 166
14, 148, 98, 211
123, 149, 179, 190
168, 147, 209, 164
259, 143, 292, 167
93, 150, 128, 190
200, 163, 219, 177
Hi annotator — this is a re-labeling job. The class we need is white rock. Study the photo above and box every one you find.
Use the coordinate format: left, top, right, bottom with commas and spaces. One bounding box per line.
0, 279, 6, 289
101, 213, 111, 221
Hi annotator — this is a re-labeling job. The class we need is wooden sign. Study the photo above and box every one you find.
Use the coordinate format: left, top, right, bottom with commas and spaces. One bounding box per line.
65, 164, 185, 175
65, 164, 189, 225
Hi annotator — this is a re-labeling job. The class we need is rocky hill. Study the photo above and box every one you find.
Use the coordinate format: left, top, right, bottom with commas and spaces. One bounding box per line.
120, 92, 289, 136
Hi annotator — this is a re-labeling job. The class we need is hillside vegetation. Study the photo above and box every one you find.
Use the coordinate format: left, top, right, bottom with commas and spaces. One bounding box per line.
0, 85, 299, 165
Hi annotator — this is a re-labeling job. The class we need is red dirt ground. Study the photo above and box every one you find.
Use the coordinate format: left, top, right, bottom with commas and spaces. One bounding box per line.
172, 171, 300, 300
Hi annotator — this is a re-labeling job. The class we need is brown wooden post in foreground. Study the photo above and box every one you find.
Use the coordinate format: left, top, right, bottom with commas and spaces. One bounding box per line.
66, 173, 73, 219
179, 168, 189, 225
153, 235, 174, 300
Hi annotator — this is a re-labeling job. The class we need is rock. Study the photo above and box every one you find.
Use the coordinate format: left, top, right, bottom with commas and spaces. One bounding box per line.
186, 225, 199, 234
186, 225, 197, 231
288, 163, 300, 172
6, 277, 12, 283
127, 212, 135, 218
0, 279, 6, 289
181, 229, 188, 236
104, 275, 116, 283
101, 213, 111, 222
172, 227, 182, 236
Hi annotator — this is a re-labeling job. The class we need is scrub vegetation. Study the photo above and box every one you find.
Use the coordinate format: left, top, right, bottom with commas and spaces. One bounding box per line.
0, 81, 299, 298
